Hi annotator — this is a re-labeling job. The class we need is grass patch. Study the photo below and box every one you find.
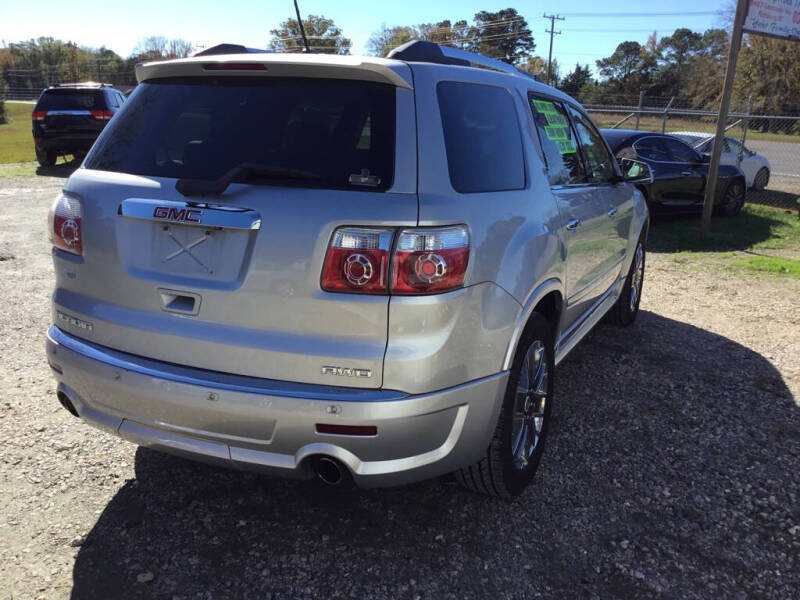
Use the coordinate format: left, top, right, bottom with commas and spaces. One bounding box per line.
649, 204, 800, 254
0, 162, 37, 178
649, 204, 800, 280
0, 102, 36, 164
728, 256, 800, 279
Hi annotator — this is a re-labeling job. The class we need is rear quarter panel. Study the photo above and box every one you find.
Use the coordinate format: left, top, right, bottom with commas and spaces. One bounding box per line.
382, 65, 564, 393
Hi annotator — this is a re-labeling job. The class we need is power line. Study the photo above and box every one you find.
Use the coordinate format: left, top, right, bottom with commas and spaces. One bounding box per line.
558, 11, 717, 17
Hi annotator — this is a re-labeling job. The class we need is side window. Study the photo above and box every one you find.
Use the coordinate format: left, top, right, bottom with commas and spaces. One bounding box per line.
567, 107, 617, 184
529, 97, 585, 186
663, 138, 700, 162
116, 92, 126, 106
633, 137, 671, 161
107, 91, 118, 108
437, 81, 525, 193
726, 138, 742, 155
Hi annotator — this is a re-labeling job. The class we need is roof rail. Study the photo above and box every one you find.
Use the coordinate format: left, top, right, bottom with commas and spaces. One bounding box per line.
387, 40, 542, 83
193, 43, 271, 57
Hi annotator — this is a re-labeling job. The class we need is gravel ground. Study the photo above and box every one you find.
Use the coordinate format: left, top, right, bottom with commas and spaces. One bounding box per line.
1, 172, 798, 600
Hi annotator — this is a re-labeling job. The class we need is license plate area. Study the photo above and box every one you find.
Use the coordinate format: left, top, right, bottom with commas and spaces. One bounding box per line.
118, 198, 260, 288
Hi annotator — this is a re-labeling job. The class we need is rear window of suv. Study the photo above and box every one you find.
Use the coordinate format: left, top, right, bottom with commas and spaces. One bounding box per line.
85, 77, 396, 191
36, 89, 105, 110
437, 81, 525, 194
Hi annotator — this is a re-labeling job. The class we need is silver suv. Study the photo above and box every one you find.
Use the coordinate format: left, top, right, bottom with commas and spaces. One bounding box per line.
46, 41, 650, 497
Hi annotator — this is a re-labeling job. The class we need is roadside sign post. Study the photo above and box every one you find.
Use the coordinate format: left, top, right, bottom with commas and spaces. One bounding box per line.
702, 0, 800, 233
701, 0, 749, 233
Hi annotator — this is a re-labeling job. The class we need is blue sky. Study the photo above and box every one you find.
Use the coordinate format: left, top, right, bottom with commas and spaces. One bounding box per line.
2, 0, 730, 74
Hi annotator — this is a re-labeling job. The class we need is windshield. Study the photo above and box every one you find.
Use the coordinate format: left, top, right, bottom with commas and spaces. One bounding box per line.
85, 77, 396, 191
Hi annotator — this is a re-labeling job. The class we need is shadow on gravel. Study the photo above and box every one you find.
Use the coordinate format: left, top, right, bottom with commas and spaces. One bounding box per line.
70, 311, 799, 600
36, 159, 81, 178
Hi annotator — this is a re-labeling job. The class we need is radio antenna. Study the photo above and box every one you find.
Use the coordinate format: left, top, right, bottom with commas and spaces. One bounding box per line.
293, 0, 312, 53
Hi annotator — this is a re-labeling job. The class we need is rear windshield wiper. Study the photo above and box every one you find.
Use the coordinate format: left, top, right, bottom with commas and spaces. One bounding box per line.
176, 163, 321, 196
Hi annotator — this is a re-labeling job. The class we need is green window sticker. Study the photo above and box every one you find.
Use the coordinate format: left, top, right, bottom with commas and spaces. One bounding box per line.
532, 99, 577, 155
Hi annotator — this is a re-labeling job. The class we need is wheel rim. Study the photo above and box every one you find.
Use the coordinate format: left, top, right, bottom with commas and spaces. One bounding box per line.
630, 243, 644, 312
725, 183, 744, 210
511, 340, 548, 470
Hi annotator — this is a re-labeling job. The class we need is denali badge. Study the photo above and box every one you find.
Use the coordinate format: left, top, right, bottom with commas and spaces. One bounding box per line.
56, 311, 93, 331
153, 206, 203, 223
321, 365, 373, 378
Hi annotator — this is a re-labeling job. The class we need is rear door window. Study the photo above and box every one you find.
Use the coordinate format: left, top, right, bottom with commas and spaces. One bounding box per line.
529, 97, 585, 186
437, 81, 525, 193
36, 89, 104, 110
85, 77, 396, 191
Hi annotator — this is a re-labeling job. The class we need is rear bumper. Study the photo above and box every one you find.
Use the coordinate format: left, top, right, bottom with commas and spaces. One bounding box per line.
35, 133, 98, 152
46, 326, 507, 487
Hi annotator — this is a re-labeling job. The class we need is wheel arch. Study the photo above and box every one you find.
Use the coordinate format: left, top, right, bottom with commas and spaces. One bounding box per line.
502, 279, 563, 371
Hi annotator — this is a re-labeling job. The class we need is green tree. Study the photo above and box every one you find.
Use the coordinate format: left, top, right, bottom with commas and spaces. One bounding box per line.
131, 36, 193, 60
519, 56, 560, 82
596, 41, 642, 83
269, 15, 351, 55
559, 63, 592, 95
470, 8, 535, 64
418, 20, 472, 49
735, 35, 800, 122
366, 25, 417, 57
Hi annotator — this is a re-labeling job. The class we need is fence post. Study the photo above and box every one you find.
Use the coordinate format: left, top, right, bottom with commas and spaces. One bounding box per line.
661, 97, 674, 134
740, 95, 753, 163
635, 91, 644, 130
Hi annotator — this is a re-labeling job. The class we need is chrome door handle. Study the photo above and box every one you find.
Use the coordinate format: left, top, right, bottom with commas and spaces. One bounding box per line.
565, 219, 581, 231
681, 171, 693, 176
607, 207, 617, 217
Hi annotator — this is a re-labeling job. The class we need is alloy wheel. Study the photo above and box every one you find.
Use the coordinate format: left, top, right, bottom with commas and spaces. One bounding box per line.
630, 242, 644, 312
511, 340, 548, 470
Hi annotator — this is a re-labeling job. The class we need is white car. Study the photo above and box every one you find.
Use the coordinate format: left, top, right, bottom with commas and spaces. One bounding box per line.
671, 131, 771, 190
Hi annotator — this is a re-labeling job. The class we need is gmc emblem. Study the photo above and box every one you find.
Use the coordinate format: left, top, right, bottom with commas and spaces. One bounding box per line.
153, 206, 202, 223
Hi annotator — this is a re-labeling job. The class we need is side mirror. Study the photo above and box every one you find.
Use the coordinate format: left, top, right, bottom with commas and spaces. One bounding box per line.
700, 153, 712, 163
620, 158, 653, 184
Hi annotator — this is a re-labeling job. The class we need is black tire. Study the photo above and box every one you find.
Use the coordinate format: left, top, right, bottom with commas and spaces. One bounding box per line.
607, 235, 645, 326
752, 167, 769, 191
455, 312, 554, 499
36, 149, 56, 168
717, 180, 745, 217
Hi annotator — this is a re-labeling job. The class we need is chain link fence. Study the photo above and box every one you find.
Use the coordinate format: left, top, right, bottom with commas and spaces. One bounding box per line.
584, 95, 800, 210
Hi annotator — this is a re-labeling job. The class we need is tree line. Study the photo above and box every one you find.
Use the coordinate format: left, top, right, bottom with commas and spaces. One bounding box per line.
2, 7, 799, 119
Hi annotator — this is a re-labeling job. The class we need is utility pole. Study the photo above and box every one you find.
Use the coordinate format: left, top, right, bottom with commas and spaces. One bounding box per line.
543, 13, 564, 86
701, 0, 748, 233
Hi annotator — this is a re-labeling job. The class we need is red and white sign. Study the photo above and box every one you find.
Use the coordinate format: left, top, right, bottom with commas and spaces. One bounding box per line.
744, 0, 800, 40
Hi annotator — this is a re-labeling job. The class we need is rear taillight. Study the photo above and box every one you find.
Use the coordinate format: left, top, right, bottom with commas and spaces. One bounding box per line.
322, 225, 470, 296
321, 228, 392, 294
48, 194, 82, 256
90, 109, 113, 121
392, 226, 470, 294
32, 110, 47, 121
